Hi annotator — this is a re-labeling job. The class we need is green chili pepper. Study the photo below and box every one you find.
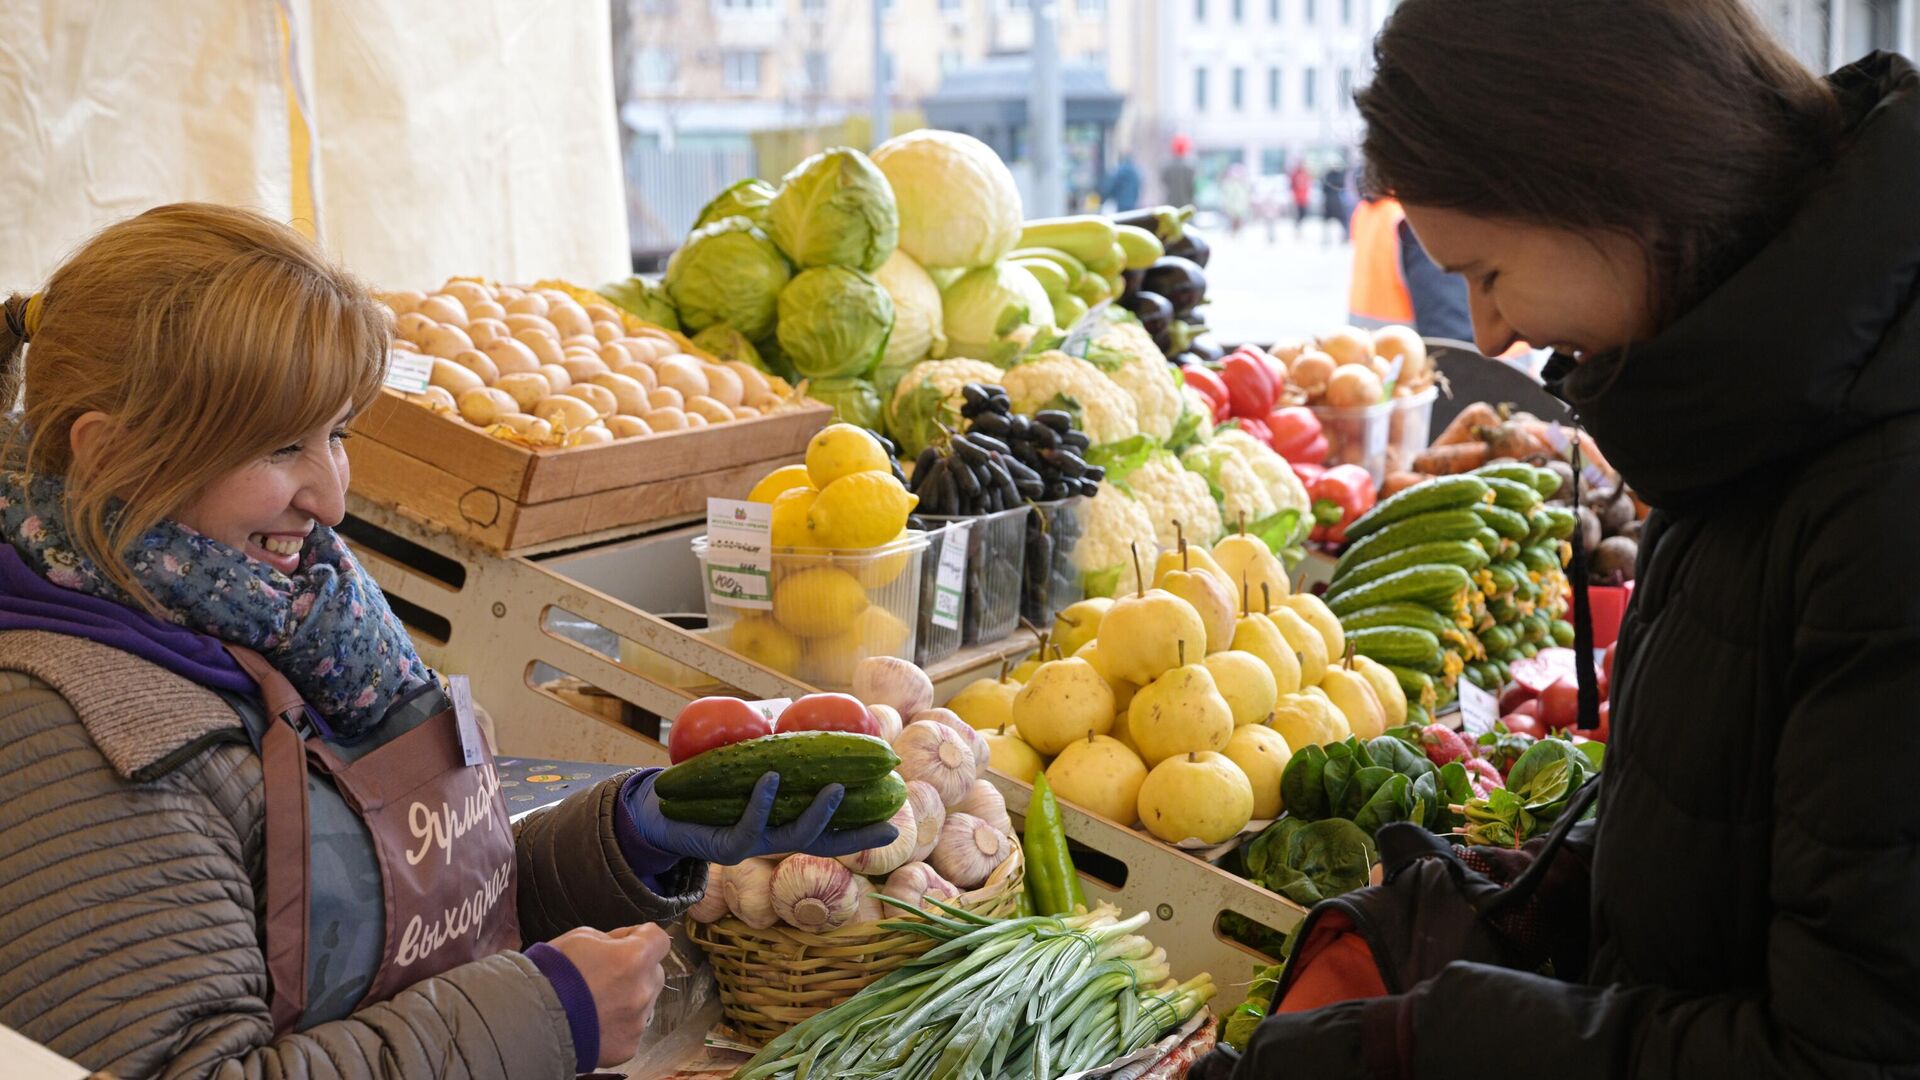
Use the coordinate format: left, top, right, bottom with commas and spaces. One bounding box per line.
1023, 772, 1085, 915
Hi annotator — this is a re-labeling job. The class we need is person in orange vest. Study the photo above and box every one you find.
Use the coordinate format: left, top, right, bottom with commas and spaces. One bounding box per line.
1347, 193, 1474, 341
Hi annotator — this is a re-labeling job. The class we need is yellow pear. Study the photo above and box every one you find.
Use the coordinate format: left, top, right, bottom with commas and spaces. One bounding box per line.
1321, 666, 1387, 740
1269, 691, 1351, 750
1213, 534, 1289, 609
1223, 723, 1293, 819
1153, 543, 1234, 594
1159, 562, 1238, 655
1201, 650, 1279, 727
949, 673, 1022, 730
1127, 646, 1235, 766
1051, 597, 1114, 658
1352, 656, 1408, 729
1136, 750, 1254, 844
983, 725, 1044, 783
1011, 656, 1116, 756
1281, 593, 1345, 661
1047, 734, 1149, 825
1099, 587, 1208, 686
1075, 639, 1139, 712
1269, 606, 1329, 687
1109, 709, 1141, 756
1010, 653, 1046, 683
1230, 612, 1303, 696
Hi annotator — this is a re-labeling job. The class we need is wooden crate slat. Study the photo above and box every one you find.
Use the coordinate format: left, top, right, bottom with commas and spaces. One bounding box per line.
520, 404, 827, 502
346, 436, 521, 549
351, 390, 534, 500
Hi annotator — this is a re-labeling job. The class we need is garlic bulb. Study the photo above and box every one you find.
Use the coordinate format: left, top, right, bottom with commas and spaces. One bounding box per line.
883, 861, 960, 912
855, 889, 885, 924
931, 812, 1009, 889
837, 794, 918, 877
868, 703, 904, 743
905, 779, 946, 863
771, 854, 862, 933
915, 708, 992, 774
722, 856, 779, 930
688, 863, 731, 923
955, 778, 1013, 837
893, 719, 978, 808
853, 656, 934, 717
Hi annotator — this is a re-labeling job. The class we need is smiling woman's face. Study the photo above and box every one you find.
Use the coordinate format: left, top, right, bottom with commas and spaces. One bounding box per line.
169, 402, 356, 575
1402, 204, 1659, 360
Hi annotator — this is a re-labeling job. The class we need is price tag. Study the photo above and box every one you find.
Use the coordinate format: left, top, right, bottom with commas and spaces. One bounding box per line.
1458, 677, 1500, 737
384, 351, 433, 394
448, 675, 485, 766
704, 498, 773, 610
931, 521, 971, 631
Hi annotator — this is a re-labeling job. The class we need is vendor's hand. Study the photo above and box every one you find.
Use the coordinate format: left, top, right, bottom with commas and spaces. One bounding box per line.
631, 770, 898, 865
549, 923, 670, 1068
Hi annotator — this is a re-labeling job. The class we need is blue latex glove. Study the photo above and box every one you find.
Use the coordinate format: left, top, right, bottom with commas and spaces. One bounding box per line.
629, 769, 899, 865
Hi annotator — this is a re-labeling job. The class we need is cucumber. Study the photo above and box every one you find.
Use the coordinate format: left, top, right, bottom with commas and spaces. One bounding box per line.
1471, 463, 1540, 486
1518, 642, 1540, 659
1518, 543, 1560, 577
1332, 510, 1486, 579
654, 731, 899, 800
1340, 602, 1461, 638
1327, 564, 1476, 617
1326, 541, 1490, 601
1348, 626, 1444, 673
1534, 506, 1578, 541
1473, 527, 1504, 557
1480, 624, 1518, 654
1405, 702, 1432, 728
1481, 477, 1542, 513
1341, 476, 1491, 543
1483, 564, 1518, 597
1113, 223, 1166, 269
1474, 503, 1531, 542
1385, 664, 1437, 706
660, 772, 908, 828
1463, 665, 1491, 690
1489, 596, 1521, 624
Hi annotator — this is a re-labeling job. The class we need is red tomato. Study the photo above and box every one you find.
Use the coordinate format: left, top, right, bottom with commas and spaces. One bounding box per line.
775, 693, 881, 737
1221, 353, 1278, 419
668, 697, 773, 763
1498, 683, 1537, 714
1502, 712, 1546, 739
1539, 676, 1582, 730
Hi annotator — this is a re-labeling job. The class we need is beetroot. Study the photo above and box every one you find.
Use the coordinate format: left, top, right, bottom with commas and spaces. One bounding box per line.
1418, 724, 1473, 767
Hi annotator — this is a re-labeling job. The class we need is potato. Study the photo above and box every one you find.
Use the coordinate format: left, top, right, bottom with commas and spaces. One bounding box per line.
563, 347, 604, 367
417, 295, 468, 328
587, 371, 649, 415
505, 313, 560, 340
606, 414, 653, 439
590, 321, 621, 345
515, 329, 565, 366
495, 284, 525, 300
441, 281, 492, 309
563, 382, 619, 417
429, 357, 485, 396
749, 392, 785, 411
506, 293, 549, 317
699, 363, 744, 406
632, 326, 677, 345
686, 395, 734, 425
561, 356, 611, 383
422, 323, 476, 360
548, 300, 593, 339
482, 337, 540, 377
684, 411, 708, 428
458, 387, 518, 426
534, 288, 574, 307
468, 299, 507, 322
450, 348, 500, 385
413, 385, 457, 411
533, 394, 599, 430
649, 386, 685, 411
395, 312, 437, 345
725, 360, 772, 400
656, 356, 709, 400
644, 406, 689, 431
390, 338, 421, 353
495, 371, 551, 411
611, 359, 659, 390
585, 302, 624, 325
467, 318, 511, 350
617, 337, 663, 364
568, 423, 614, 447
538, 362, 573, 392
494, 413, 554, 442
561, 334, 601, 352
385, 290, 428, 317
594, 343, 629, 368
731, 404, 763, 420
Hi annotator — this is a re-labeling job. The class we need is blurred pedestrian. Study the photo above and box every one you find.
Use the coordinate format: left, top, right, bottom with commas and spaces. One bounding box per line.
1101, 153, 1144, 212
1162, 134, 1197, 207
1321, 162, 1351, 244
1290, 160, 1313, 236
1221, 163, 1252, 236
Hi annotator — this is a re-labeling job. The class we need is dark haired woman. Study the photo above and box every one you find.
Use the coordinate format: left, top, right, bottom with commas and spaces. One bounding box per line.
1200, 2, 1920, 1076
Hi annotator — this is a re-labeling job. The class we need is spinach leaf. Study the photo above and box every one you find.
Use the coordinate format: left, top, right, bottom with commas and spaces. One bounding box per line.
1352, 773, 1413, 834
1366, 735, 1437, 780
1281, 744, 1330, 821
1341, 765, 1398, 820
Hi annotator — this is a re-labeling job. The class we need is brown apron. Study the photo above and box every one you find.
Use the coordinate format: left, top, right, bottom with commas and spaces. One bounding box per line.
224, 646, 520, 1034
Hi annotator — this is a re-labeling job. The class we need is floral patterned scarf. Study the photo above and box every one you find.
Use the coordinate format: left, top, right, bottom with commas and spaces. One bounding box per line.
0, 470, 429, 739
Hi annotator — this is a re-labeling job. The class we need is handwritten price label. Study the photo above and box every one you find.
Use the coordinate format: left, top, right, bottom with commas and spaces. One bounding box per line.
705, 498, 773, 609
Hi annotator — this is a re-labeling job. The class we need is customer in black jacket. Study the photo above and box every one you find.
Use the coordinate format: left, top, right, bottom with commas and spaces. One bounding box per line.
1202, 2, 1920, 1076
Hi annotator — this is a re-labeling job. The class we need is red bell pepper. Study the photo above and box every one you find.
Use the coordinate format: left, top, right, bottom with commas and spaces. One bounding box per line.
1220, 352, 1278, 419
1224, 416, 1272, 445
1180, 365, 1230, 422
1291, 461, 1325, 488
1308, 464, 1376, 545
1266, 406, 1326, 464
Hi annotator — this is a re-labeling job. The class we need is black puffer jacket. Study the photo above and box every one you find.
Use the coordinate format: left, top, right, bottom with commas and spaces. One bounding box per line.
1213, 52, 1920, 1079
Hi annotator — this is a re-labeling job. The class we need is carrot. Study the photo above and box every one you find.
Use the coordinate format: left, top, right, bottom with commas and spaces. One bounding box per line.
1381, 471, 1433, 497
1433, 401, 1500, 447
1413, 442, 1492, 474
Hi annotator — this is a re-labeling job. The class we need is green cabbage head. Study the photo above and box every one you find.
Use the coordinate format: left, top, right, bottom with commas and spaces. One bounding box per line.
872, 129, 1023, 270
694, 178, 777, 230
664, 215, 791, 340
768, 148, 899, 272
776, 266, 895, 380
805, 376, 884, 429
596, 274, 680, 331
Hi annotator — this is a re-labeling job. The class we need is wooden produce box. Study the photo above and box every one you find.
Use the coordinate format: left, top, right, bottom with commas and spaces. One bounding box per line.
349, 389, 830, 553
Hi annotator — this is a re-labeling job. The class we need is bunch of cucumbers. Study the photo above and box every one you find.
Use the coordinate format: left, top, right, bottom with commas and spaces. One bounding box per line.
1320, 465, 1579, 715
653, 732, 906, 828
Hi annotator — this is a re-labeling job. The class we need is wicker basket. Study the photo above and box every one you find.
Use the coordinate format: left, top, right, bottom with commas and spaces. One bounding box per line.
688, 847, 1025, 1045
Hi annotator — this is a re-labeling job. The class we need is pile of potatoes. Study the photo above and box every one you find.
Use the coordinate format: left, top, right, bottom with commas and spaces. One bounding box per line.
385, 281, 795, 448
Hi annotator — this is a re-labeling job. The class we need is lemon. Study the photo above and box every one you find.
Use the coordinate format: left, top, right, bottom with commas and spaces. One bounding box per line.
803, 631, 864, 687
749, 464, 814, 505
849, 529, 913, 588
773, 566, 869, 638
805, 423, 891, 489
801, 606, 911, 686
770, 486, 819, 549
807, 472, 917, 549
852, 605, 911, 654
727, 615, 802, 674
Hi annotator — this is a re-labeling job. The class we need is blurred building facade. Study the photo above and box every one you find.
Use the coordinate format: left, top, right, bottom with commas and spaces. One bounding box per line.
1751, 0, 1916, 69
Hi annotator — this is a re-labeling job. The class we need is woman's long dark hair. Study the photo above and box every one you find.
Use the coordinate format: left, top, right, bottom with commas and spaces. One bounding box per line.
1356, 0, 1845, 328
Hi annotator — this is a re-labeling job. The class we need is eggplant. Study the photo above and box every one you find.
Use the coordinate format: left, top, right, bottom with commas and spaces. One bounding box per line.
1171, 351, 1203, 368
1179, 310, 1208, 326
1121, 268, 1145, 302
1142, 256, 1208, 315
1121, 290, 1174, 340
1186, 335, 1225, 364
1164, 225, 1211, 268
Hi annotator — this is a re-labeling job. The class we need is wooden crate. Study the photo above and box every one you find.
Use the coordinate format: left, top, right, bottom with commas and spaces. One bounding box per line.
348, 389, 830, 552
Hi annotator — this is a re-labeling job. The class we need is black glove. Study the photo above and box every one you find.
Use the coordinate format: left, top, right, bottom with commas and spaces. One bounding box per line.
1193, 997, 1408, 1080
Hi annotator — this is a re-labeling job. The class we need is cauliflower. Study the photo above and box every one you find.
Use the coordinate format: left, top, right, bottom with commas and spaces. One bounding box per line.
1213, 427, 1312, 517
999, 351, 1140, 447
1181, 442, 1278, 530
884, 357, 1008, 457
1090, 318, 1184, 443
1125, 453, 1223, 549
1170, 384, 1216, 451
1071, 480, 1161, 595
